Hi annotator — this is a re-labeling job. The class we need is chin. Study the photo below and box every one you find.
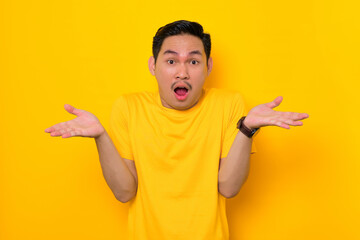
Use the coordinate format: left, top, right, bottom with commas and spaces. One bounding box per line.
172, 99, 197, 110
173, 105, 192, 110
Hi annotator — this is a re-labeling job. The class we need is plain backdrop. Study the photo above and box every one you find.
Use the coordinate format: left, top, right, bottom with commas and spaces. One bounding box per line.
1, 0, 359, 239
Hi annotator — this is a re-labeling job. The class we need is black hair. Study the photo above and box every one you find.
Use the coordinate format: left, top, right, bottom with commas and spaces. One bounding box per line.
152, 20, 211, 64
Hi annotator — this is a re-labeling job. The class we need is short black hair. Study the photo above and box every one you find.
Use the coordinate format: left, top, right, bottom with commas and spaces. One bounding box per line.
152, 20, 211, 64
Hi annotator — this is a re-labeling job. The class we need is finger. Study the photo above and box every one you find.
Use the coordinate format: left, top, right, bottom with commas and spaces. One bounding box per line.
298, 113, 309, 119
64, 104, 83, 116
281, 112, 309, 120
268, 118, 289, 129
265, 96, 283, 109
62, 129, 82, 138
45, 126, 55, 133
275, 120, 290, 129
279, 117, 304, 126
62, 130, 74, 138
46, 122, 68, 136
291, 113, 309, 120
53, 122, 69, 132
280, 124, 290, 129
50, 131, 62, 137
52, 127, 75, 138
45, 123, 63, 133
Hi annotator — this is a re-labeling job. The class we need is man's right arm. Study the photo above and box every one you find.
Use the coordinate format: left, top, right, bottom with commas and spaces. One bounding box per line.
44, 103, 137, 203
95, 131, 137, 203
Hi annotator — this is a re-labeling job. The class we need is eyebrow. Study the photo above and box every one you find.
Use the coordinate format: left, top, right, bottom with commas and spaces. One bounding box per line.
163, 50, 202, 56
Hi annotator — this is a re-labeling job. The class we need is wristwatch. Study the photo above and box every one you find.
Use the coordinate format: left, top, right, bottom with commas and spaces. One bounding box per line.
237, 116, 260, 138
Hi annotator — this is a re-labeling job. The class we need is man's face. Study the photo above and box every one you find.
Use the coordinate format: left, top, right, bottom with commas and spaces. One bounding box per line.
148, 34, 213, 110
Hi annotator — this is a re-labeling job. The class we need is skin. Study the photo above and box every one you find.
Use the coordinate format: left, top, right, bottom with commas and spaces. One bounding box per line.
148, 34, 213, 110
44, 33, 309, 138
148, 34, 309, 129
44, 32, 309, 200
218, 97, 309, 198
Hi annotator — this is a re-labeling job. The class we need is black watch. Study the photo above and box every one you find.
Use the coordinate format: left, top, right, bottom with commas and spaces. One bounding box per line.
237, 116, 259, 138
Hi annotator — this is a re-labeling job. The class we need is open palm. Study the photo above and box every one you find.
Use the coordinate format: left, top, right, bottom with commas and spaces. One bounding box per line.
44, 104, 105, 138
244, 96, 309, 129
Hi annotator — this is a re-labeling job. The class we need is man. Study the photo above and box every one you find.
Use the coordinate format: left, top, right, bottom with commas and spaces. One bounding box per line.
45, 20, 309, 240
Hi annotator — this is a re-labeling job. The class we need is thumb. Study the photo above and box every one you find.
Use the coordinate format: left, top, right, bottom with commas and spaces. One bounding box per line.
265, 96, 283, 109
64, 104, 83, 116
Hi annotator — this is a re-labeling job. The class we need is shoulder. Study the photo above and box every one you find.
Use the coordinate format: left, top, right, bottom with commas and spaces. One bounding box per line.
111, 91, 154, 120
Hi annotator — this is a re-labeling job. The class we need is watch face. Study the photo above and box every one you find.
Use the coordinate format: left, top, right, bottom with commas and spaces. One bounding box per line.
252, 128, 260, 137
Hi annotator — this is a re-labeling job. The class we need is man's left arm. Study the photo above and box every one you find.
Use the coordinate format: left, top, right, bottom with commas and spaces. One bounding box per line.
218, 96, 309, 198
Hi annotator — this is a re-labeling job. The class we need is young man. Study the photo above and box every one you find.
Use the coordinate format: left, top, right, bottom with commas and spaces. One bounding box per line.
45, 20, 309, 240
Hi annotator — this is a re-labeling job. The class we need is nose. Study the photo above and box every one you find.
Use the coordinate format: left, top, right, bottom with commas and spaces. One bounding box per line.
176, 64, 189, 80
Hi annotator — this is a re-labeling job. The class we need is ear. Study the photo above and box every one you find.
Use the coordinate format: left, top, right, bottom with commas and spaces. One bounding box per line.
206, 57, 213, 76
148, 56, 156, 76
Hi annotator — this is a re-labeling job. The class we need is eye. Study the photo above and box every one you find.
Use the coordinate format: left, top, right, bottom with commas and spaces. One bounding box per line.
167, 60, 175, 64
190, 60, 199, 65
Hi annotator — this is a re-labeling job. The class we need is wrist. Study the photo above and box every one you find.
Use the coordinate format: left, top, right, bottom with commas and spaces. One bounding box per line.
95, 129, 107, 141
237, 116, 260, 138
243, 117, 256, 130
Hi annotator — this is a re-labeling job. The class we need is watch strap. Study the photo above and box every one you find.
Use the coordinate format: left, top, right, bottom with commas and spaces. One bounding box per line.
237, 116, 259, 138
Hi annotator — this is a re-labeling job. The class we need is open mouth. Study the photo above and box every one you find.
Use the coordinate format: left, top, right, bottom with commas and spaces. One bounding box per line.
174, 87, 189, 101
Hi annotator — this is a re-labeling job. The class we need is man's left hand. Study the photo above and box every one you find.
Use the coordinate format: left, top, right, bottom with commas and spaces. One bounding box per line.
243, 96, 309, 130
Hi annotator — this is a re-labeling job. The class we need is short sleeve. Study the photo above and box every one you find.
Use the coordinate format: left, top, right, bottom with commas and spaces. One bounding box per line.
220, 93, 257, 159
108, 96, 134, 161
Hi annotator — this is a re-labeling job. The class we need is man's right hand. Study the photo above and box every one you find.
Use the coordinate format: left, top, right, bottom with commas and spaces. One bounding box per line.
44, 104, 105, 139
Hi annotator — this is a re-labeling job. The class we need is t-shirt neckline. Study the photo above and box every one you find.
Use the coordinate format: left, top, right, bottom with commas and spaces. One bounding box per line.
154, 88, 208, 116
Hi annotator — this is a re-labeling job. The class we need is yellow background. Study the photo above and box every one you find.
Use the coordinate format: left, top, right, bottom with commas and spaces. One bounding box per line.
1, 0, 359, 239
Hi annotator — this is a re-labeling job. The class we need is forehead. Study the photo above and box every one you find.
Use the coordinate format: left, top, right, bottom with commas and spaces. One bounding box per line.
159, 34, 205, 55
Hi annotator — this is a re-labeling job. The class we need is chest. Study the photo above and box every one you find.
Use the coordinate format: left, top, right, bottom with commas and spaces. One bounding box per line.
132, 109, 223, 148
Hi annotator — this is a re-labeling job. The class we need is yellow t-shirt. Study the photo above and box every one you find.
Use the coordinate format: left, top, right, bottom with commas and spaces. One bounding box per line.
108, 87, 256, 240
